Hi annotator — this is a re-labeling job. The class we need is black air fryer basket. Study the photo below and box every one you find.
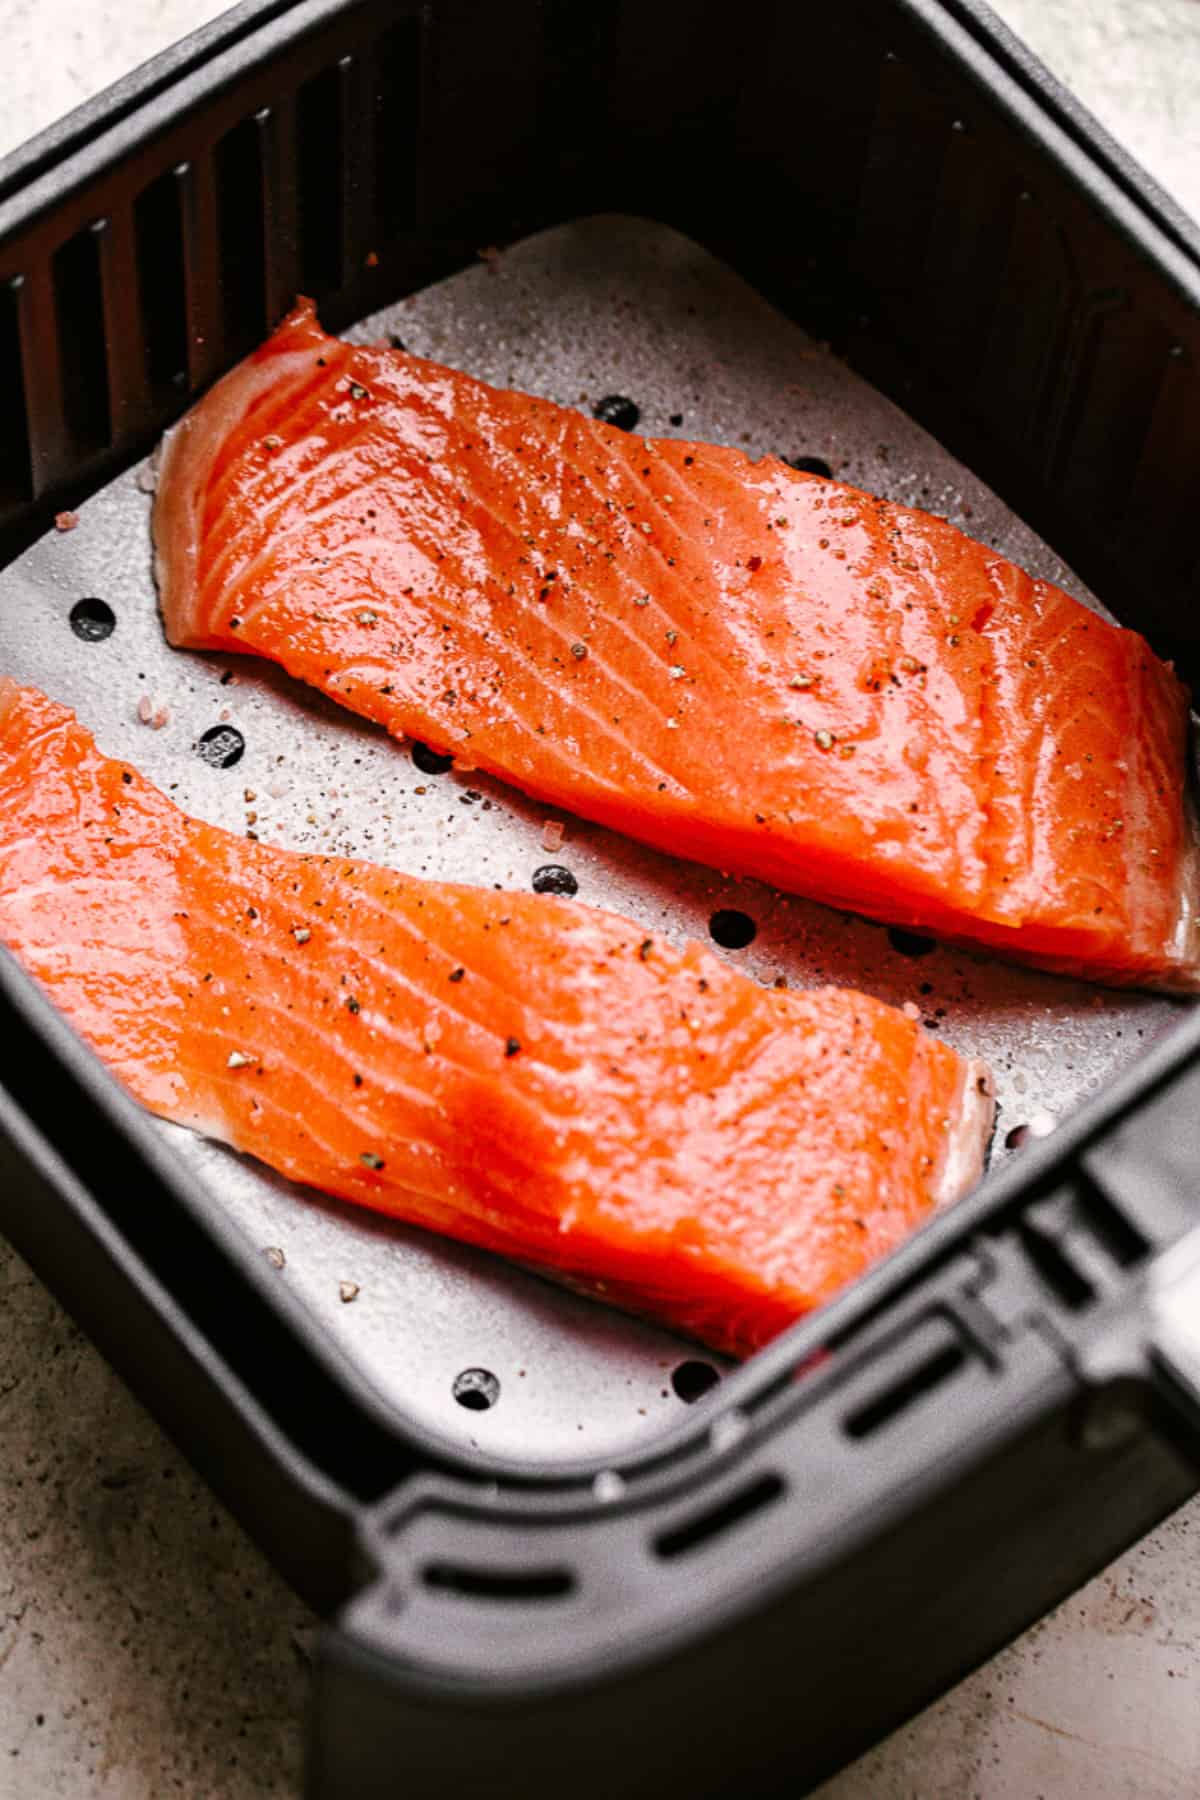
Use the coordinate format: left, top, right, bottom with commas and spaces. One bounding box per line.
3, 2, 1200, 1794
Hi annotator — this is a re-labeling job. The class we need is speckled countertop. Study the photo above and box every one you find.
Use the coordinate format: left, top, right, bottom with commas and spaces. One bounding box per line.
1, 2, 1200, 1795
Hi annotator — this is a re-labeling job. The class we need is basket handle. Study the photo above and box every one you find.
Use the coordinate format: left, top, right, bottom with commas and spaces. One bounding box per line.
1150, 1225, 1200, 1434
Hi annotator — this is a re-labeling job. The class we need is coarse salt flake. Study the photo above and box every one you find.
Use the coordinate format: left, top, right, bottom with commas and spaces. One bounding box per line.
136, 696, 170, 730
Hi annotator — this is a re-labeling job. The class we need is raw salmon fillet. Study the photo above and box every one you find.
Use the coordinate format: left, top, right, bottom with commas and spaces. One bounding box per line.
0, 679, 991, 1357
154, 301, 1200, 993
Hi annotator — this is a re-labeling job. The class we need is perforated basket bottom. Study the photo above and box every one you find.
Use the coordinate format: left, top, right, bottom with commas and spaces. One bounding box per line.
0, 216, 1183, 1464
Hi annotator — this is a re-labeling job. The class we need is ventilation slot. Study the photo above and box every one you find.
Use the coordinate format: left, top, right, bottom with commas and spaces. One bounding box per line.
254, 101, 301, 325
0, 280, 32, 504
1019, 1177, 1148, 1311
134, 172, 188, 396
1020, 1223, 1095, 1311
297, 67, 346, 296
215, 119, 267, 356
51, 227, 111, 453
1079, 1177, 1150, 1270
422, 1563, 574, 1602
655, 1472, 785, 1560
1052, 296, 1168, 534
974, 194, 1075, 465
843, 1341, 965, 1440
857, 57, 955, 321
373, 18, 422, 239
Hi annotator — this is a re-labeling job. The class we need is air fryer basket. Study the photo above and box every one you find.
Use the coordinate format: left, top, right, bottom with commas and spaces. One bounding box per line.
3, 2, 1200, 1795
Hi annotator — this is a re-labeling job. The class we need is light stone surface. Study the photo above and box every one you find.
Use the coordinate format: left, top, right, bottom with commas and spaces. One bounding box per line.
0, 1, 1197, 1795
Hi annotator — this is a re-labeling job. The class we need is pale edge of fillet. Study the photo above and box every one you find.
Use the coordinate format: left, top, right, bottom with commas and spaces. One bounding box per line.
933, 1056, 996, 1211
1163, 766, 1200, 992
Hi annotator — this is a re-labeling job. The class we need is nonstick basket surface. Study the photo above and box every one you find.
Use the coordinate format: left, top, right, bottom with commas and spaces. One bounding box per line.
1, 209, 1183, 1467
4, 3, 1200, 1796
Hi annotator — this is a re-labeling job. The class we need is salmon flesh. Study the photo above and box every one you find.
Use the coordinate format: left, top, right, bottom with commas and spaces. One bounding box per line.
0, 679, 991, 1356
154, 300, 1200, 992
